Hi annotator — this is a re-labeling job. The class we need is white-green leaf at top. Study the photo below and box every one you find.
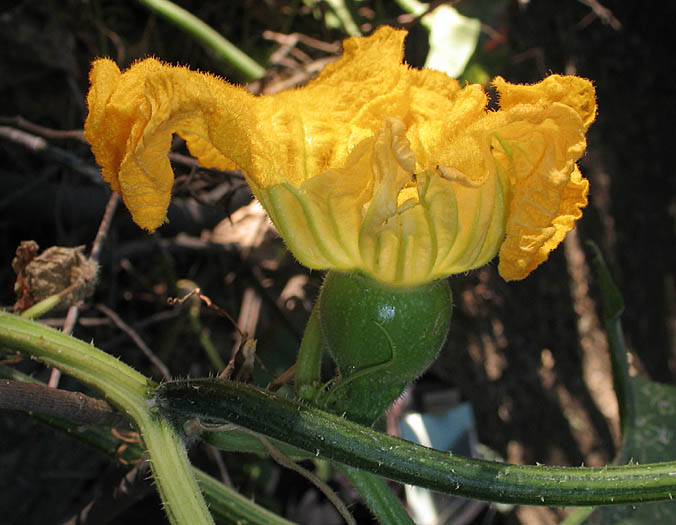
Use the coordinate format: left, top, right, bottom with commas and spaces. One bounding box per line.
421, 5, 481, 78
394, 0, 481, 78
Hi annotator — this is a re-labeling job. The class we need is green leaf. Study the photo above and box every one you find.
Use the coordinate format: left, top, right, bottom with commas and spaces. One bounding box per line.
578, 243, 676, 524
629, 377, 676, 464
595, 377, 676, 523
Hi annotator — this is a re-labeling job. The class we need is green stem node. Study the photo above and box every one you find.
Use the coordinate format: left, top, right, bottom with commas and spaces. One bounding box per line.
0, 312, 213, 525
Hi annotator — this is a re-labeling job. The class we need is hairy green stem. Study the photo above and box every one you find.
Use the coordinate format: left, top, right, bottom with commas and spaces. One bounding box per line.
155, 378, 676, 507
0, 312, 213, 525
0, 363, 293, 525
137, 0, 265, 80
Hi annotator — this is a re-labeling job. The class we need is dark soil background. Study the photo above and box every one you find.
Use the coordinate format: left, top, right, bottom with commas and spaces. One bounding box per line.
1, 1, 675, 524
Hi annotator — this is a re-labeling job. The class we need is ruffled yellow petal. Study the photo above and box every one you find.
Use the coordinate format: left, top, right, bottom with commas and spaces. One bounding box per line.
84, 26, 595, 286
84, 58, 254, 231
493, 75, 597, 131
247, 27, 410, 188
246, 26, 487, 190
252, 118, 507, 287
474, 74, 596, 280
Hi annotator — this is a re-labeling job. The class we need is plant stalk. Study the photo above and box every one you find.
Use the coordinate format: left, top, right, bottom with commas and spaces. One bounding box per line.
0, 312, 213, 525
155, 378, 676, 507
137, 0, 265, 80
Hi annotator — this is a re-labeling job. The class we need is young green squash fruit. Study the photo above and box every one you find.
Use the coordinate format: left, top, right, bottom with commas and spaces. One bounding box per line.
318, 271, 452, 425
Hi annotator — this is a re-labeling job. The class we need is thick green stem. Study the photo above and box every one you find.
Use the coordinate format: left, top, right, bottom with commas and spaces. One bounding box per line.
0, 364, 293, 525
155, 378, 676, 507
0, 312, 213, 525
137, 0, 265, 80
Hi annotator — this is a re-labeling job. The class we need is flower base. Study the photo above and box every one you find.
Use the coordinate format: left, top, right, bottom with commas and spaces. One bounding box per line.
317, 271, 452, 425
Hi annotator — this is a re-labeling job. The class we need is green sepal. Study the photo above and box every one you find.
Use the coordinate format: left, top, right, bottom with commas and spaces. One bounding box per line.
317, 271, 452, 424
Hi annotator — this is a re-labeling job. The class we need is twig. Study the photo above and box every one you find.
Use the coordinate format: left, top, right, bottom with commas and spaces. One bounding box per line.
267, 363, 296, 391
258, 56, 338, 94
2, 116, 243, 177
200, 421, 356, 525
0, 380, 129, 428
48, 191, 120, 388
394, 0, 451, 28
170, 287, 251, 379
0, 115, 86, 141
230, 287, 261, 367
39, 309, 181, 329
262, 30, 340, 55
63, 461, 153, 525
0, 124, 49, 150
0, 125, 101, 183
577, 0, 622, 30
117, 236, 303, 341
91, 192, 120, 261
96, 304, 172, 381
256, 431, 356, 525
169, 287, 244, 338
48, 305, 78, 387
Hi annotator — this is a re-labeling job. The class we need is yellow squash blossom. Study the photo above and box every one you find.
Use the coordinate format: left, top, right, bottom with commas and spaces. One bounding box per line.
84, 26, 595, 287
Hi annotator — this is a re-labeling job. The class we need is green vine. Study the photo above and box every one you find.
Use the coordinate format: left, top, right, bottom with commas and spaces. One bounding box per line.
0, 312, 213, 525
155, 377, 676, 507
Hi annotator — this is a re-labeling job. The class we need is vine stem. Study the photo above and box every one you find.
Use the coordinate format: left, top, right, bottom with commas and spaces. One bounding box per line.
0, 363, 295, 525
156, 378, 676, 507
136, 0, 265, 80
0, 312, 213, 525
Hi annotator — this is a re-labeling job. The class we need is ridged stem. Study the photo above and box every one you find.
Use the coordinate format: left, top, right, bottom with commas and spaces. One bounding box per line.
1, 362, 296, 524
0, 312, 213, 525
155, 378, 676, 507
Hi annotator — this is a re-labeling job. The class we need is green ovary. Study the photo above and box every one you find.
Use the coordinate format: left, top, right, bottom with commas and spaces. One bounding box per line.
318, 271, 452, 425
